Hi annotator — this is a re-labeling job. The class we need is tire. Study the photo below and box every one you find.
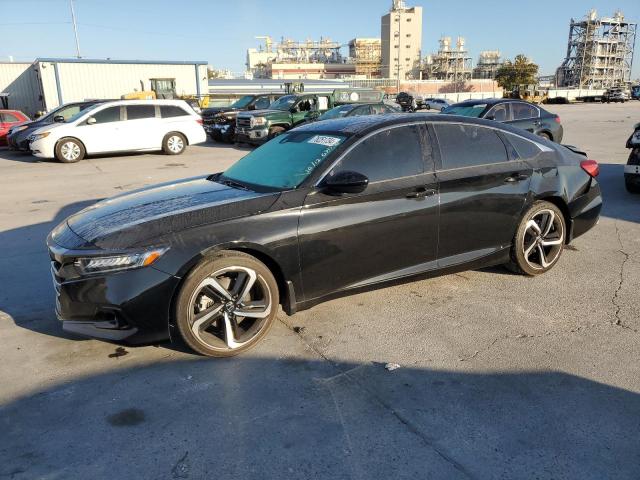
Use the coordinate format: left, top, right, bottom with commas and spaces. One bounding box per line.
538, 132, 552, 141
55, 137, 85, 163
507, 201, 566, 276
440, 107, 446, 112
625, 179, 640, 194
163, 132, 187, 155
268, 126, 285, 140
426, 104, 431, 110
175, 251, 279, 357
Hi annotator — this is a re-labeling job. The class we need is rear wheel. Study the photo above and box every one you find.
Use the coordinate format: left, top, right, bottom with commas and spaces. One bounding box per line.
55, 138, 85, 163
538, 132, 552, 141
163, 132, 186, 155
175, 252, 279, 357
507, 201, 566, 276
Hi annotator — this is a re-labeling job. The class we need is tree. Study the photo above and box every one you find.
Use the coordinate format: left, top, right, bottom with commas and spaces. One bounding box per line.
495, 54, 539, 92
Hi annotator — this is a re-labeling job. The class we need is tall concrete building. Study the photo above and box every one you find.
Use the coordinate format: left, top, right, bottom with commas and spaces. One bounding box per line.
381, 0, 423, 80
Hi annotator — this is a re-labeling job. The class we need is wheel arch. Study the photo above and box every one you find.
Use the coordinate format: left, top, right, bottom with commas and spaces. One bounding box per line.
167, 243, 292, 334
535, 195, 572, 243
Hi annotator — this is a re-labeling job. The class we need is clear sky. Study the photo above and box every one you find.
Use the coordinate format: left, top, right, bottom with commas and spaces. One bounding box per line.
1, 0, 639, 78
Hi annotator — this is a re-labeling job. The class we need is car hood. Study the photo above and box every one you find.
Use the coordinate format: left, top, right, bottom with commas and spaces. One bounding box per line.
238, 109, 286, 118
202, 107, 235, 117
64, 176, 279, 249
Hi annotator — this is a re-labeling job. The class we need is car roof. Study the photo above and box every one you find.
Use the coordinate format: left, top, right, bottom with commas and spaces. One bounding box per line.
293, 112, 555, 145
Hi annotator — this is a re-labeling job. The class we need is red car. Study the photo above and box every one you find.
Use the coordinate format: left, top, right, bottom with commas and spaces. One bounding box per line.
0, 110, 29, 146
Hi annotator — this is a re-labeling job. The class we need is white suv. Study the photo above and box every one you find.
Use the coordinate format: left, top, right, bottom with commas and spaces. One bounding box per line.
29, 100, 206, 163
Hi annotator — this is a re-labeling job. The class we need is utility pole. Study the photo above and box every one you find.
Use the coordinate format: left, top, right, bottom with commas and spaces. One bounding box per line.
396, 11, 402, 93
70, 0, 81, 58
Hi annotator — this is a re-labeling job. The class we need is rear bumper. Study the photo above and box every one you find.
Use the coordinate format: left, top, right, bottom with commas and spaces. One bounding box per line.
568, 181, 602, 242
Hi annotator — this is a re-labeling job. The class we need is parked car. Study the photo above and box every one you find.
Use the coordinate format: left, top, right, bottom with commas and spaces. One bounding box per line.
7, 100, 107, 151
29, 100, 206, 163
443, 99, 564, 142
602, 88, 628, 103
47, 114, 601, 357
235, 88, 382, 145
202, 94, 281, 143
625, 122, 640, 193
0, 110, 29, 147
314, 102, 399, 121
396, 92, 418, 112
423, 98, 451, 111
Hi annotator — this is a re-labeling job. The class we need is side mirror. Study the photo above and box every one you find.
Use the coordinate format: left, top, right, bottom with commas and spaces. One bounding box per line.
248, 104, 256, 111
86, 117, 97, 125
485, 114, 496, 121
289, 106, 299, 113
323, 171, 369, 195
53, 115, 65, 123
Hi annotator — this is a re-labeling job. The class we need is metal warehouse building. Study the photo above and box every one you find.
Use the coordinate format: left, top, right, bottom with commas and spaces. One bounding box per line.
0, 58, 208, 117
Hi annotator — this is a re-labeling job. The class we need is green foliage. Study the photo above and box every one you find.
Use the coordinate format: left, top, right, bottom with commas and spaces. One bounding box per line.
495, 55, 539, 91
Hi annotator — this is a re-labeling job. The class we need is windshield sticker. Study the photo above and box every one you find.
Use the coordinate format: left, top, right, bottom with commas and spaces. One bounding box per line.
308, 135, 341, 147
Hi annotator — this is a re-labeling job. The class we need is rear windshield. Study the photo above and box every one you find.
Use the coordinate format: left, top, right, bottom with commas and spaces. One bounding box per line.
221, 131, 346, 189
443, 104, 487, 117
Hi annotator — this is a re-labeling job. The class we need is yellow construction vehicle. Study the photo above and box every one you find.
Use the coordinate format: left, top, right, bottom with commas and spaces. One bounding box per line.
510, 84, 548, 104
121, 90, 157, 100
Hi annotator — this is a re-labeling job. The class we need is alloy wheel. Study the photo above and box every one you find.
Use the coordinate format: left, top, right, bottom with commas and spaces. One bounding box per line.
187, 266, 272, 351
522, 209, 564, 270
61, 142, 81, 161
167, 135, 184, 153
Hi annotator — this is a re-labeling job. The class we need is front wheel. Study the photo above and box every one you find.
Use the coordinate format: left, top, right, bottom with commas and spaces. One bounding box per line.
268, 126, 285, 140
55, 138, 85, 163
175, 252, 279, 357
507, 201, 566, 276
537, 132, 552, 141
163, 132, 187, 155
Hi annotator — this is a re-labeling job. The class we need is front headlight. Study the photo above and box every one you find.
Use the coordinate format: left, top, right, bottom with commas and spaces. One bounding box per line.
74, 247, 168, 275
251, 116, 266, 127
32, 131, 51, 141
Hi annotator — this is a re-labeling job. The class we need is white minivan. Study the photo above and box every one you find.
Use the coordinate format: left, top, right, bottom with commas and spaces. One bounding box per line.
29, 100, 206, 163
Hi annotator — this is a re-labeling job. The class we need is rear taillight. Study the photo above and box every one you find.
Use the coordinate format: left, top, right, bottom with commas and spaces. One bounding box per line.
580, 159, 599, 177
196, 118, 203, 125
554, 116, 561, 124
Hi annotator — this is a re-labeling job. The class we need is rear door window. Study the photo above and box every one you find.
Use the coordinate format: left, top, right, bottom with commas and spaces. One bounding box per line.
330, 125, 425, 182
91, 106, 121, 124
160, 105, 189, 118
511, 103, 539, 120
434, 123, 508, 169
126, 105, 156, 120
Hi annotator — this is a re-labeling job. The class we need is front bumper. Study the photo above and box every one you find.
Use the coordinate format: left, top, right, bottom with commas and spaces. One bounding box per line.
7, 132, 30, 151
48, 238, 180, 344
206, 123, 235, 141
234, 126, 269, 144
29, 138, 54, 158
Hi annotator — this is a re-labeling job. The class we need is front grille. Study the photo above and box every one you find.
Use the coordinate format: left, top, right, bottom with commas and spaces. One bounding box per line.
237, 116, 251, 128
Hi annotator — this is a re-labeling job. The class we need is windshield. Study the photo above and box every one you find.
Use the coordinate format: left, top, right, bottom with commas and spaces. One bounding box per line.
221, 131, 347, 189
269, 95, 297, 111
66, 103, 102, 123
319, 105, 355, 121
230, 96, 255, 109
442, 104, 487, 117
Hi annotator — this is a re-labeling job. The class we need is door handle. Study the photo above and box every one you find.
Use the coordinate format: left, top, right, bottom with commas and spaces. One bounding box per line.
406, 187, 436, 199
504, 173, 528, 183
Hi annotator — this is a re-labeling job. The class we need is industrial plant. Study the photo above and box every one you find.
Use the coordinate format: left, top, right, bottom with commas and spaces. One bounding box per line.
557, 9, 637, 89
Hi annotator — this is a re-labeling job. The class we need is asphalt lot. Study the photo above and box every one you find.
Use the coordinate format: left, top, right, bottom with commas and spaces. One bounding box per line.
1, 103, 639, 479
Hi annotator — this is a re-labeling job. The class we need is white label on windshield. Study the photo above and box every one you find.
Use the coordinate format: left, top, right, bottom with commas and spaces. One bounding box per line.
308, 135, 341, 147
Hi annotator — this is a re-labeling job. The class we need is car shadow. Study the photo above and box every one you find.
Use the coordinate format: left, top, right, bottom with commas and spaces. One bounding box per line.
0, 147, 43, 163
1, 357, 638, 479
0, 200, 101, 341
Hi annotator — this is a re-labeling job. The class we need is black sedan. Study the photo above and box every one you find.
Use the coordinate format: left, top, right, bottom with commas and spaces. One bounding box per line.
443, 98, 564, 142
47, 114, 601, 357
8, 100, 107, 151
